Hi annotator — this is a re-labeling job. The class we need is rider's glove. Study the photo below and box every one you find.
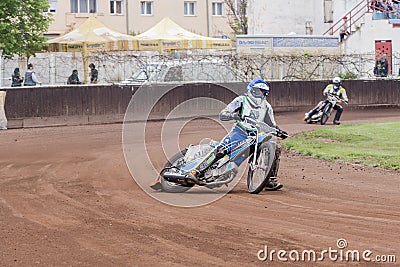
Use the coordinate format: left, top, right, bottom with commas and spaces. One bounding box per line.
220, 110, 241, 121
276, 127, 289, 139
231, 113, 241, 121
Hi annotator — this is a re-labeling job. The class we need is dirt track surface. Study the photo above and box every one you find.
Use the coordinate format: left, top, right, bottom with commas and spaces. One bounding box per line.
1, 109, 399, 266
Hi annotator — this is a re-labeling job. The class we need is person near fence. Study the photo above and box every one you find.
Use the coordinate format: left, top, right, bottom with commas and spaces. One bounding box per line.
391, 0, 400, 18
11, 67, 23, 87
304, 77, 349, 125
374, 56, 389, 77
89, 63, 98, 84
0, 87, 7, 130
24, 63, 41, 86
67, 69, 82, 85
385, 0, 395, 18
371, 0, 385, 11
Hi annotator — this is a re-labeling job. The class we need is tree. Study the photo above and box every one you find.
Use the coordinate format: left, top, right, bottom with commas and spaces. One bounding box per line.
224, 0, 248, 35
0, 0, 52, 59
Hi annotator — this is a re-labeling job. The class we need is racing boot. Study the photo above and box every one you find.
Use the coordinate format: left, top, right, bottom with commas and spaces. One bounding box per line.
265, 177, 283, 191
333, 106, 343, 125
305, 108, 319, 121
149, 179, 162, 190
265, 145, 283, 191
303, 113, 310, 121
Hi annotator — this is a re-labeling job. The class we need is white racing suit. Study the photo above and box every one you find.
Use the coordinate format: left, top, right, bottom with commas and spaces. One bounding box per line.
219, 95, 277, 153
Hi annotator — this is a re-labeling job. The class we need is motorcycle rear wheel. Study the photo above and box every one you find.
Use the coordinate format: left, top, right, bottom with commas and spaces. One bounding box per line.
247, 142, 275, 194
160, 150, 194, 193
320, 103, 332, 125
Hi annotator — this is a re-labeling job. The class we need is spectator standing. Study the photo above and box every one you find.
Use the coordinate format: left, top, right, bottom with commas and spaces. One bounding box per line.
11, 67, 23, 87
372, 0, 385, 11
339, 28, 350, 42
380, 57, 389, 77
375, 56, 389, 77
393, 0, 400, 18
89, 63, 98, 84
0, 86, 7, 130
339, 16, 350, 43
173, 50, 179, 59
382, 0, 389, 10
24, 63, 41, 86
67, 69, 82, 84
385, 0, 395, 18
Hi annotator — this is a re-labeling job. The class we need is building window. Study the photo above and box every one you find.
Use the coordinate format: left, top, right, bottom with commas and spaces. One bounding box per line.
324, 0, 333, 23
43, 0, 58, 14
184, 1, 196, 16
110, 0, 123, 14
70, 0, 97, 13
212, 2, 223, 16
140, 1, 153, 15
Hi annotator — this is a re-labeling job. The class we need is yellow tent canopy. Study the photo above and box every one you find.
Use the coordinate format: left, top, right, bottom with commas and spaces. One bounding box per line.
47, 16, 137, 52
132, 17, 232, 51
47, 16, 137, 82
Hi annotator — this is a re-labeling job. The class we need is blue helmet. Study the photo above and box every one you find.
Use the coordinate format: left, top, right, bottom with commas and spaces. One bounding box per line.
246, 78, 270, 106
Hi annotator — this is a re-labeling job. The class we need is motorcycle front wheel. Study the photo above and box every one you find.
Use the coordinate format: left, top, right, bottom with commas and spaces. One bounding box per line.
320, 103, 332, 125
247, 142, 276, 194
160, 150, 194, 193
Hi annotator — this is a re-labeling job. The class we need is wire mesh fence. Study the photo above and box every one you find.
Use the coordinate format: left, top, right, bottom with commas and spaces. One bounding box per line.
1, 50, 399, 87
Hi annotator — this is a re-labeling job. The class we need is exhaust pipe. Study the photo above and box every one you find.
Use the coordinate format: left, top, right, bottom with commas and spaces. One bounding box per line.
205, 176, 235, 188
163, 171, 235, 187
162, 172, 188, 184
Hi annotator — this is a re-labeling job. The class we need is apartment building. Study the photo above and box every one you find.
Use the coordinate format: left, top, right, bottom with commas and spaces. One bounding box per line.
45, 0, 233, 39
247, 0, 399, 56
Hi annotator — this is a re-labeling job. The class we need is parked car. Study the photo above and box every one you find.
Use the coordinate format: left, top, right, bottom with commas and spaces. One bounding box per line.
120, 59, 239, 84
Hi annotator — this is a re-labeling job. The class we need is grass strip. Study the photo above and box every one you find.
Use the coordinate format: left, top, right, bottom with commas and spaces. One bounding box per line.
283, 121, 400, 171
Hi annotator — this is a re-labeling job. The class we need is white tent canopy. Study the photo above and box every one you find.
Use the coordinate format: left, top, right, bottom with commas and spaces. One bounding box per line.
132, 17, 232, 51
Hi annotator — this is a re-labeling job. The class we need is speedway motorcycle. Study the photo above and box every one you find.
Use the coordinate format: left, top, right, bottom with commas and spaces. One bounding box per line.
305, 93, 346, 125
150, 117, 289, 194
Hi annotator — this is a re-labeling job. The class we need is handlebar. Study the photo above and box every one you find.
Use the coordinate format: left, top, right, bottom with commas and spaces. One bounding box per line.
326, 93, 340, 99
242, 116, 289, 139
326, 93, 348, 105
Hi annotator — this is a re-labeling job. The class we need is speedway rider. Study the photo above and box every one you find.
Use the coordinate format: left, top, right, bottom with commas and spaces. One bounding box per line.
189, 78, 288, 191
304, 77, 349, 125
